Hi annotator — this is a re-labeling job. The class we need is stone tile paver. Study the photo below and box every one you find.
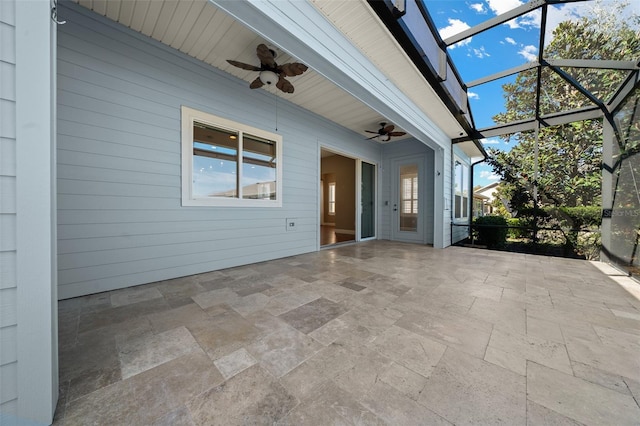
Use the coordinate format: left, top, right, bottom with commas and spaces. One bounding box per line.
56, 241, 640, 425
527, 361, 640, 425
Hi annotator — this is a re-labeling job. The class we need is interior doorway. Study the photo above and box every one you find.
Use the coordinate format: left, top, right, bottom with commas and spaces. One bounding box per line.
320, 149, 356, 246
319, 148, 377, 247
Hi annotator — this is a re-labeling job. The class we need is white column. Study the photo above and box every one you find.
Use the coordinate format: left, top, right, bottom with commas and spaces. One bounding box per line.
434, 146, 447, 248
15, 0, 58, 423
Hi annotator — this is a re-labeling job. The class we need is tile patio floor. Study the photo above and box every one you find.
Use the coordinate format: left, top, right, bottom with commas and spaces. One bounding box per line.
54, 241, 640, 425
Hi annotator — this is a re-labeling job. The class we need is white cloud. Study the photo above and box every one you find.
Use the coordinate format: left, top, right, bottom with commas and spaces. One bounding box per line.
485, 0, 522, 16
470, 3, 486, 14
481, 138, 500, 145
515, 10, 541, 29
486, 0, 540, 29
518, 45, 538, 62
473, 46, 491, 58
479, 170, 501, 181
468, 91, 480, 100
473, 46, 491, 59
505, 37, 516, 45
439, 18, 472, 48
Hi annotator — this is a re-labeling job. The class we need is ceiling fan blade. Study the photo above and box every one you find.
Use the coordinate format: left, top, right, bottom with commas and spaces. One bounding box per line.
278, 62, 308, 77
382, 125, 395, 133
384, 135, 392, 142
365, 135, 380, 140
249, 77, 264, 89
388, 131, 406, 137
276, 75, 294, 93
256, 44, 276, 68
364, 130, 379, 134
226, 60, 261, 71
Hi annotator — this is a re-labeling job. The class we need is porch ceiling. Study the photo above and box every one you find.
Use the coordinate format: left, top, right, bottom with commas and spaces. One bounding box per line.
72, 0, 467, 143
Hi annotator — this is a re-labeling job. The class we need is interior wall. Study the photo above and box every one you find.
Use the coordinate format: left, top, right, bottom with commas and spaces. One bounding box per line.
56, 3, 382, 299
321, 172, 336, 225
321, 154, 356, 233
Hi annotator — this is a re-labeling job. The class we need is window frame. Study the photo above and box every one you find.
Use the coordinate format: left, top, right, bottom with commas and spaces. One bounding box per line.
453, 157, 469, 222
328, 182, 336, 215
181, 106, 283, 207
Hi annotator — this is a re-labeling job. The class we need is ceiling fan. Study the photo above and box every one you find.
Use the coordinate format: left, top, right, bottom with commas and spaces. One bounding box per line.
227, 44, 308, 94
365, 122, 407, 142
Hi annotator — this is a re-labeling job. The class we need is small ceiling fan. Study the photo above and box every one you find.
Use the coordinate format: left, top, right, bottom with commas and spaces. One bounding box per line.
365, 122, 407, 142
227, 44, 308, 94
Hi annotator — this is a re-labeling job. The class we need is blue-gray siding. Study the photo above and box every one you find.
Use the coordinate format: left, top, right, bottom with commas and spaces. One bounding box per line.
57, 4, 381, 299
0, 0, 17, 416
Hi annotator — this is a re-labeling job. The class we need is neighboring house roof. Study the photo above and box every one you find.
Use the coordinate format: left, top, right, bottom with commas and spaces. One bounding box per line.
474, 182, 500, 200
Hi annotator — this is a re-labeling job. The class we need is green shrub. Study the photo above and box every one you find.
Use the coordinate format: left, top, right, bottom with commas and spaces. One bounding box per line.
506, 217, 529, 239
555, 206, 601, 228
475, 216, 508, 248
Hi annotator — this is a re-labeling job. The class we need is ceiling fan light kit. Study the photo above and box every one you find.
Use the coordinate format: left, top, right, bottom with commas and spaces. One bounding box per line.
259, 70, 279, 86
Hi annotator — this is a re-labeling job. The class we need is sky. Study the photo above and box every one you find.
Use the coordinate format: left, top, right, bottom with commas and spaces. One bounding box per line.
421, 0, 639, 187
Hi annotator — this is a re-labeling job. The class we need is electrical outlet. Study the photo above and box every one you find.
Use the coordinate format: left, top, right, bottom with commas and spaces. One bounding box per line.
286, 218, 297, 231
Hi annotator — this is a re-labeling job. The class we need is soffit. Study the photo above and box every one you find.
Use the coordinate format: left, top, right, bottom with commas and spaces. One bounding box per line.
310, 0, 466, 139
71, 0, 462, 144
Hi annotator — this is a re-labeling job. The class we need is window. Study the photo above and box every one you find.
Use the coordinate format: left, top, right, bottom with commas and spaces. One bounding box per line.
328, 182, 336, 215
181, 106, 282, 207
401, 173, 418, 214
454, 158, 469, 220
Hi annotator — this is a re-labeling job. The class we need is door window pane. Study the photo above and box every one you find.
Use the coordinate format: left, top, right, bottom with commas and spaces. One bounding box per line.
400, 164, 418, 232
361, 162, 375, 238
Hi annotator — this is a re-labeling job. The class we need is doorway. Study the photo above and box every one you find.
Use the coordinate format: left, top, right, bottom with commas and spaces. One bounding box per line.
320, 149, 356, 246
391, 155, 425, 243
320, 149, 377, 247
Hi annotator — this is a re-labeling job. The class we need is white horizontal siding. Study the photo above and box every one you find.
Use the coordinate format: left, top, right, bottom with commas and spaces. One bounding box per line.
0, 0, 18, 416
57, 3, 382, 299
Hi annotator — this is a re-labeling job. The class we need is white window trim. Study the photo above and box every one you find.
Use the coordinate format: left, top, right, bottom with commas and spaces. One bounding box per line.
181, 106, 283, 207
453, 157, 469, 222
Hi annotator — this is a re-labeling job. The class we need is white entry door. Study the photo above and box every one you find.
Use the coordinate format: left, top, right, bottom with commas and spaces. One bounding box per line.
391, 156, 425, 243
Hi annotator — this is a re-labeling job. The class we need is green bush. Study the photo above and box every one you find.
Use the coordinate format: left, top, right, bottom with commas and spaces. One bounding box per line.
554, 206, 601, 228
506, 217, 529, 239
475, 216, 508, 248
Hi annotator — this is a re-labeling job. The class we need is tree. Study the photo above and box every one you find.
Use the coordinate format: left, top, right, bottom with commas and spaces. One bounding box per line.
486, 1, 640, 211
